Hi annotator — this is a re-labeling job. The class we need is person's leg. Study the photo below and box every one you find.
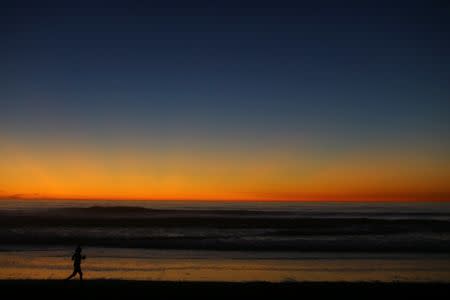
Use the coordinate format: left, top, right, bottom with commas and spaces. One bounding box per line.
79, 270, 83, 281
66, 270, 77, 280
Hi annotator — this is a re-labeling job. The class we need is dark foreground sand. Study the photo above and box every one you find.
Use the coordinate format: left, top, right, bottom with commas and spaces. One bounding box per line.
1, 280, 449, 299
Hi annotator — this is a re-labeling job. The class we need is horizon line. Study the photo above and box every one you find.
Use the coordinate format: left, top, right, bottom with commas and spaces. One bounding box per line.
1, 197, 449, 203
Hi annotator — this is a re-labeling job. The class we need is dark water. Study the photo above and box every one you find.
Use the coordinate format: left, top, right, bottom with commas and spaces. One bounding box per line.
1, 200, 450, 281
2, 200, 450, 219
1, 200, 450, 252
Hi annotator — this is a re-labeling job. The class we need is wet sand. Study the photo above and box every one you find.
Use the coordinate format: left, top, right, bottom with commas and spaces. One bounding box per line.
2, 247, 450, 282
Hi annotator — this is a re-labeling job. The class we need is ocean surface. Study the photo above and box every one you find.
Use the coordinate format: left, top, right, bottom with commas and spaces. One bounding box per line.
1, 200, 450, 282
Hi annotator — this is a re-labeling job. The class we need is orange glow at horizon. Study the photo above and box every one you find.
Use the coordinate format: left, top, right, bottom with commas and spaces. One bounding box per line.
1, 138, 450, 202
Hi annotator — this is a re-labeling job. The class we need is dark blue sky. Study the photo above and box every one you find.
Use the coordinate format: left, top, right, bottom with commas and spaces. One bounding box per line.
2, 0, 450, 151
2, 1, 450, 200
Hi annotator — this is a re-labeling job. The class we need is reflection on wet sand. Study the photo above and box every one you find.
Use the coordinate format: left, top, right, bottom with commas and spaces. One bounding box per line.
1, 248, 449, 282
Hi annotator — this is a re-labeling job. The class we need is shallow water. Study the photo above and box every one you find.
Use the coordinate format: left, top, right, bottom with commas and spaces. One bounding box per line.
1, 247, 449, 282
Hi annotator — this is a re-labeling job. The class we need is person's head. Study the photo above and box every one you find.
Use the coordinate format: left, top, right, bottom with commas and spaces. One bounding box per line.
76, 245, 82, 253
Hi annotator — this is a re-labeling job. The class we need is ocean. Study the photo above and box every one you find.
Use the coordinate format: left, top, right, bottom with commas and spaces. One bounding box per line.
1, 200, 449, 282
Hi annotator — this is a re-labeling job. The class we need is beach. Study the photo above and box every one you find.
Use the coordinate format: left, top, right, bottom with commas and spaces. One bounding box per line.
2, 280, 450, 300
1, 200, 450, 282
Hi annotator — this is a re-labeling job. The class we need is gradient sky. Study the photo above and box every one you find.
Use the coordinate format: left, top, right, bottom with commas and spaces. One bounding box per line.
1, 0, 450, 201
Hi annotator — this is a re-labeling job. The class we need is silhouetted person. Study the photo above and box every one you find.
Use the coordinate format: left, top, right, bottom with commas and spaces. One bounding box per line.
66, 245, 86, 281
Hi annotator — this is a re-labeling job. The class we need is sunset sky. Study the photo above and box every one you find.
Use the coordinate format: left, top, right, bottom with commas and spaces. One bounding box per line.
1, 1, 449, 201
